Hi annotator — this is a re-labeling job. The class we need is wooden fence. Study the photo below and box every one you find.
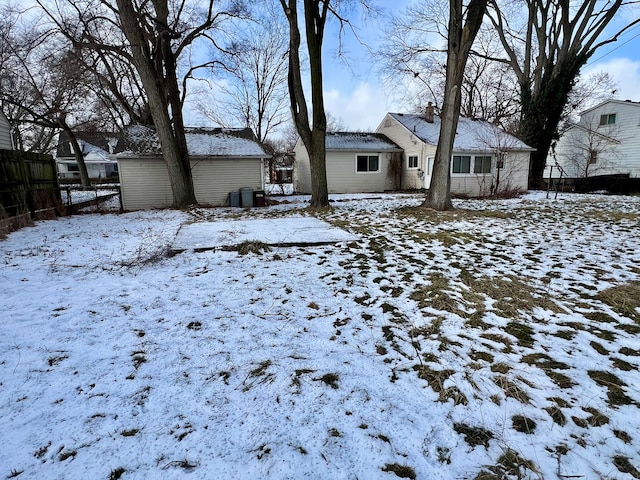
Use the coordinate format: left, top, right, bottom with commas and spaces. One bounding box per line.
0, 149, 63, 236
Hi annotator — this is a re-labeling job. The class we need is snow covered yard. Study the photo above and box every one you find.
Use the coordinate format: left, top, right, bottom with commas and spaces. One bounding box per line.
1, 192, 639, 480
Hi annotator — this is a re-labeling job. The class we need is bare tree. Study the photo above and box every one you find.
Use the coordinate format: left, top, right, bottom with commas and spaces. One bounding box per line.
196, 7, 289, 143
0, 11, 93, 185
36, 0, 244, 207
423, 0, 489, 210
486, 0, 640, 187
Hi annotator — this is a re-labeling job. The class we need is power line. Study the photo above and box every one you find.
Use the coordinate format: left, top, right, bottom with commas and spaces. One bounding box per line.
590, 26, 640, 63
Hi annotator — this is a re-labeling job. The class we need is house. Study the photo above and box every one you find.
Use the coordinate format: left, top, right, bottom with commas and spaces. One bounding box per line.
293, 132, 403, 194
376, 107, 534, 196
544, 100, 640, 180
0, 111, 14, 150
56, 131, 122, 180
117, 126, 268, 210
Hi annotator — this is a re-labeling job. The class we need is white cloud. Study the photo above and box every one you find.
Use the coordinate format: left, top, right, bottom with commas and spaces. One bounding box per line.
324, 82, 398, 132
584, 57, 640, 102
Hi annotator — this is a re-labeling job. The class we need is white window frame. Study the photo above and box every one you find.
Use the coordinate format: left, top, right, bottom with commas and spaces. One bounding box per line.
407, 155, 419, 169
451, 154, 493, 175
355, 154, 380, 174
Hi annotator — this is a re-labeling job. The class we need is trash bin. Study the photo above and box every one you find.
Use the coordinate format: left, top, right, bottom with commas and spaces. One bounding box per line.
240, 188, 254, 207
229, 190, 240, 207
253, 190, 266, 207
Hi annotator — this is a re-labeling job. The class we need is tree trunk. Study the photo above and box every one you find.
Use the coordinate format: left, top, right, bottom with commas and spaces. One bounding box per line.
423, 0, 487, 211
59, 120, 91, 187
281, 0, 329, 209
518, 56, 587, 188
115, 0, 196, 207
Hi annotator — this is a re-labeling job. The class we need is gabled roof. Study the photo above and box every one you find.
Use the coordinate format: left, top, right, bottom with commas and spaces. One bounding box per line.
325, 132, 402, 151
560, 123, 621, 143
120, 126, 268, 157
388, 113, 533, 151
579, 99, 640, 116
57, 131, 124, 158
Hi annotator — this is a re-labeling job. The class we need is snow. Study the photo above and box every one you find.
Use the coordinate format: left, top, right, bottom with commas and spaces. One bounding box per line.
173, 217, 359, 251
121, 125, 267, 157
390, 113, 533, 151
1, 192, 640, 479
326, 132, 401, 151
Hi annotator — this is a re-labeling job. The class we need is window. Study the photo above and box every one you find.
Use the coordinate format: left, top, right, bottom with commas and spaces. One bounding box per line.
408, 155, 418, 169
588, 149, 598, 165
599, 113, 616, 126
474, 156, 492, 174
67, 163, 79, 172
356, 154, 379, 173
452, 155, 471, 173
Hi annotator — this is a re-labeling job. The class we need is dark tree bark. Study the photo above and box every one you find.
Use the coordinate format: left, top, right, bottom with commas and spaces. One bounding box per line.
423, 0, 488, 210
487, 0, 640, 188
281, 0, 329, 209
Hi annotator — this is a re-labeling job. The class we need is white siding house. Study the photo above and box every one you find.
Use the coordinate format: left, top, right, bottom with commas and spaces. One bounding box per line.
545, 100, 640, 179
377, 111, 534, 196
117, 127, 268, 210
0, 111, 14, 150
56, 131, 121, 179
293, 132, 403, 194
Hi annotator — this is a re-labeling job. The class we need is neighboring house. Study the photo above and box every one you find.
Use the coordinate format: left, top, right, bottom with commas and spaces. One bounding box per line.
545, 100, 640, 180
293, 132, 403, 194
56, 131, 122, 180
376, 107, 534, 196
117, 126, 268, 210
0, 111, 14, 150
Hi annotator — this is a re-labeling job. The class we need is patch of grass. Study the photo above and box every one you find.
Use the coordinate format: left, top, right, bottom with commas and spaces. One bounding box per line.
121, 428, 139, 437
614, 429, 632, 444
440, 386, 469, 406
612, 357, 635, 371
469, 351, 494, 363
48, 354, 68, 367
521, 353, 569, 370
235, 240, 271, 255
552, 329, 577, 340
545, 406, 567, 426
612, 455, 640, 478
493, 376, 530, 403
490, 363, 511, 374
186, 321, 202, 330
410, 274, 465, 316
582, 407, 609, 426
476, 449, 538, 479
314, 373, 339, 389
584, 311, 618, 323
588, 370, 634, 406
414, 366, 454, 395
453, 423, 493, 448
597, 282, 640, 321
59, 449, 77, 461
381, 463, 416, 479
545, 370, 576, 389
620, 347, 640, 356
512, 415, 536, 433
109, 467, 126, 480
7, 469, 23, 478
618, 323, 640, 334
504, 322, 535, 348
479, 333, 513, 352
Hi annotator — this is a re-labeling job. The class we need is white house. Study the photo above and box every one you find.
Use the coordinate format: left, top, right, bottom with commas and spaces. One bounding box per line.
117, 126, 268, 210
545, 100, 640, 180
56, 131, 121, 180
376, 108, 534, 196
0, 111, 14, 150
293, 132, 403, 194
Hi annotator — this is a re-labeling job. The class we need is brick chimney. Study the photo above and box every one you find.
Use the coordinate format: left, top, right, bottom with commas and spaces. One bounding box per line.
425, 102, 434, 123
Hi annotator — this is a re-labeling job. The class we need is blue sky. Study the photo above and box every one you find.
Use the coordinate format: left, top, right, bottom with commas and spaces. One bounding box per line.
321, 3, 640, 131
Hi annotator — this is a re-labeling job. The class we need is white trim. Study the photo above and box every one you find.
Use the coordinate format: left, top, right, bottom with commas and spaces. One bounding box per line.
354, 153, 381, 174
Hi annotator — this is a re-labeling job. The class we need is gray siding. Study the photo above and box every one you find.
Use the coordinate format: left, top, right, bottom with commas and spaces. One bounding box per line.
192, 158, 263, 206
326, 151, 393, 193
0, 114, 13, 150
118, 156, 263, 210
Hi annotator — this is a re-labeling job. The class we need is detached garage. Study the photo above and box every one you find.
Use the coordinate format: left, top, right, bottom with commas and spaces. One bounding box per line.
117, 126, 268, 210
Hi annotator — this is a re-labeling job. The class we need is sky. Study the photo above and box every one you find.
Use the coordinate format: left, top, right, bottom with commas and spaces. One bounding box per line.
2, 191, 640, 479
318, 2, 640, 132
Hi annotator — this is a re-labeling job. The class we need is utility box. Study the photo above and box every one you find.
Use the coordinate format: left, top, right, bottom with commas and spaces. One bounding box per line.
253, 190, 266, 207
229, 190, 240, 207
240, 188, 254, 207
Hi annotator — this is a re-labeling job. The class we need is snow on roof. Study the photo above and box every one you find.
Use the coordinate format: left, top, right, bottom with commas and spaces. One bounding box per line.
121, 126, 268, 157
325, 132, 402, 151
389, 113, 533, 151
